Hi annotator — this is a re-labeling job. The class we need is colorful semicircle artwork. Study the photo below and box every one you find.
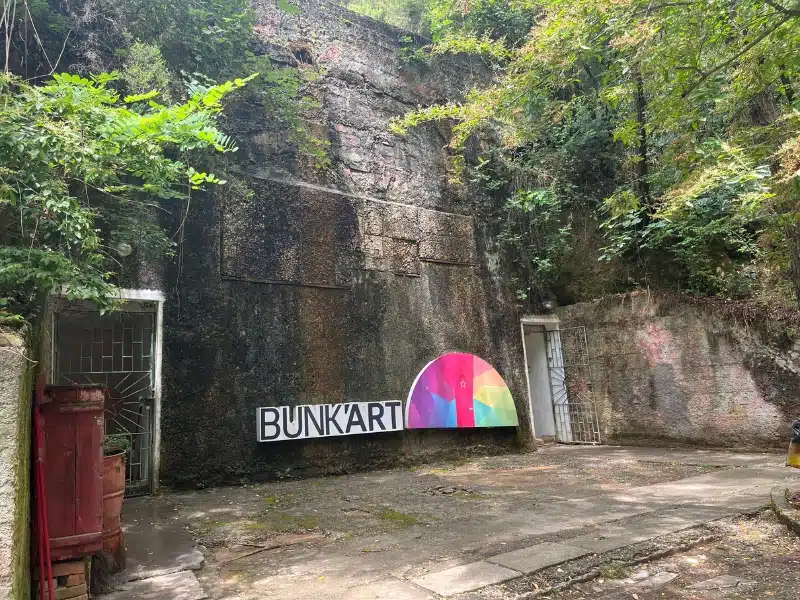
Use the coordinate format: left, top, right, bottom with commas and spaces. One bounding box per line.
405, 352, 519, 429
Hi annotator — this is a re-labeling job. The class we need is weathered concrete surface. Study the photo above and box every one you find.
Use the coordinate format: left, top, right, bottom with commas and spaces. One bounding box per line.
770, 484, 800, 535
142, 0, 529, 486
123, 446, 799, 599
412, 561, 519, 596
0, 331, 32, 600
112, 496, 204, 583
538, 444, 780, 467
686, 574, 755, 590
557, 292, 800, 449
100, 571, 207, 600
488, 542, 589, 574
345, 578, 434, 600
565, 506, 733, 553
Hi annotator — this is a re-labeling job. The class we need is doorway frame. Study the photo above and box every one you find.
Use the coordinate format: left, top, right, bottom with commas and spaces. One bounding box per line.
520, 314, 561, 441
48, 288, 165, 493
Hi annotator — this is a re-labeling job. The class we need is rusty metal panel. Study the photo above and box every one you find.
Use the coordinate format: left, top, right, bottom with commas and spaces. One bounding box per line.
42, 385, 104, 560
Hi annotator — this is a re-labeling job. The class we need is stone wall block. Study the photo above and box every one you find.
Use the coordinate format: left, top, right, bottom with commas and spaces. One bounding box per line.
418, 210, 477, 265
385, 238, 420, 275
383, 204, 420, 241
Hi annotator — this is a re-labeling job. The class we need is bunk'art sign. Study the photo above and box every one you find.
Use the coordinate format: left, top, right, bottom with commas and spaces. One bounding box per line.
256, 402, 404, 442
256, 353, 518, 442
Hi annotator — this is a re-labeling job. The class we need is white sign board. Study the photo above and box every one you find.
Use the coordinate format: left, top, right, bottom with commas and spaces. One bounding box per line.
256, 401, 404, 442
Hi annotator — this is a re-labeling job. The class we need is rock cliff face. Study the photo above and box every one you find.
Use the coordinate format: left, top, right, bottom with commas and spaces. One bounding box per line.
150, 0, 532, 485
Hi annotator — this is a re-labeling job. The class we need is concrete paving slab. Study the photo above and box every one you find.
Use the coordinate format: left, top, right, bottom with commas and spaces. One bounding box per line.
345, 579, 434, 599
635, 571, 678, 590
567, 508, 727, 553
114, 496, 204, 583
412, 561, 520, 596
612, 467, 800, 506
688, 574, 755, 590
100, 571, 207, 600
538, 445, 783, 467
488, 542, 589, 573
665, 505, 738, 521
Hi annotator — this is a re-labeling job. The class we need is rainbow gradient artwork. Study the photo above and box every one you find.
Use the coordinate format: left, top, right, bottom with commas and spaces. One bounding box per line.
405, 352, 519, 429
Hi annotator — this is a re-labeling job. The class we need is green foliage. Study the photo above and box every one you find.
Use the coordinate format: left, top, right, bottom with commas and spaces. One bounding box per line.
277, 0, 301, 16
347, 0, 533, 43
0, 0, 331, 321
601, 146, 773, 296
0, 72, 252, 318
497, 188, 572, 302
121, 42, 173, 104
427, 0, 534, 45
5, 0, 328, 168
348, 0, 431, 35
104, 434, 132, 456
240, 55, 332, 170
427, 32, 511, 61
396, 0, 800, 305
105, 0, 256, 77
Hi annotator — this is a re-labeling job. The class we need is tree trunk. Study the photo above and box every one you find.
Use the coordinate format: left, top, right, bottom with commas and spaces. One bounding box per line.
749, 88, 780, 125
786, 224, 800, 305
780, 72, 795, 104
633, 72, 650, 211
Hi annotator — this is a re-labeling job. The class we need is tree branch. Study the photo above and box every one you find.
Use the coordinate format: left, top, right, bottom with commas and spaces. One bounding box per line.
26, 29, 71, 81
681, 13, 794, 98
763, 0, 800, 17
637, 2, 694, 16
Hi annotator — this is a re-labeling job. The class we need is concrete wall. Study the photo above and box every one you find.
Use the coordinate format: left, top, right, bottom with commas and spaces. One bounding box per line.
557, 292, 800, 449
139, 0, 531, 485
0, 331, 32, 600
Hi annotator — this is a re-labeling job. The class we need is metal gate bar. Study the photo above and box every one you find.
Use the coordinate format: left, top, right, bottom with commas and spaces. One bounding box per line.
546, 327, 601, 444
54, 311, 155, 496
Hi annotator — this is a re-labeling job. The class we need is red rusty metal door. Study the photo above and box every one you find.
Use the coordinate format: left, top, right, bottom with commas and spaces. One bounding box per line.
40, 385, 105, 560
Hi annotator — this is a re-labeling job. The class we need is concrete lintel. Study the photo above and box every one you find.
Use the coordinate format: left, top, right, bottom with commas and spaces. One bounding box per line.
520, 314, 560, 327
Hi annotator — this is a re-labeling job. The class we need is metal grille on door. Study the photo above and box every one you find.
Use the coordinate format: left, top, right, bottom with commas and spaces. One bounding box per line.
55, 310, 155, 495
546, 326, 601, 444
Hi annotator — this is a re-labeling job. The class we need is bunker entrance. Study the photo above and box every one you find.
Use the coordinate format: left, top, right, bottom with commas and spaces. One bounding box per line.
523, 319, 601, 445
54, 305, 157, 496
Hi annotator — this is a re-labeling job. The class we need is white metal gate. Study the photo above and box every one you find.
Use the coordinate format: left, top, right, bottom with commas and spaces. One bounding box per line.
54, 308, 156, 495
546, 327, 601, 444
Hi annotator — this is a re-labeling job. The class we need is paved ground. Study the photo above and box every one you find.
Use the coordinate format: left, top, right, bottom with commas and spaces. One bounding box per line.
105, 446, 800, 599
